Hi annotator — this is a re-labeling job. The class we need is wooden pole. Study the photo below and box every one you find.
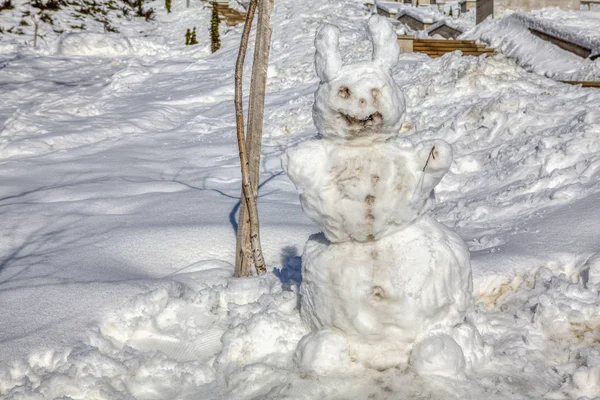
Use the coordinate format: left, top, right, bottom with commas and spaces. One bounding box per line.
233, 0, 267, 276
234, 0, 274, 277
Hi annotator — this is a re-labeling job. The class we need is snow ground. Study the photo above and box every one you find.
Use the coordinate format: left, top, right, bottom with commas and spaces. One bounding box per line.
1, 0, 600, 399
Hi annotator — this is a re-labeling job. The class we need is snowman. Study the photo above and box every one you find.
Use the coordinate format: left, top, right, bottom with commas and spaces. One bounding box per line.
282, 15, 485, 377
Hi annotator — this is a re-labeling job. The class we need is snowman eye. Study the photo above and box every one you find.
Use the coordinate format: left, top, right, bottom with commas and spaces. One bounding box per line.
371, 88, 381, 101
338, 86, 351, 99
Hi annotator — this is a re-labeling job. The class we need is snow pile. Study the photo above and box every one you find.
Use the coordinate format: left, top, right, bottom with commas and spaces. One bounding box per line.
2, 247, 599, 398
56, 32, 178, 57
0, 0, 212, 56
464, 10, 600, 80
0, 263, 307, 399
1, 0, 600, 396
57, 32, 134, 57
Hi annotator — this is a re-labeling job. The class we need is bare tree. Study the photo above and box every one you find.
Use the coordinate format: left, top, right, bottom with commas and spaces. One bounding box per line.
234, 0, 274, 276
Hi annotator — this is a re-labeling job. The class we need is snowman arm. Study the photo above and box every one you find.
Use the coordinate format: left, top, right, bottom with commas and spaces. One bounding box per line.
416, 140, 453, 192
281, 141, 328, 192
416, 139, 452, 180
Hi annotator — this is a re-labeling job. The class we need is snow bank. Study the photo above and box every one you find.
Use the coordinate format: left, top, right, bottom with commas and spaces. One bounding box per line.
57, 32, 135, 57
57, 32, 178, 58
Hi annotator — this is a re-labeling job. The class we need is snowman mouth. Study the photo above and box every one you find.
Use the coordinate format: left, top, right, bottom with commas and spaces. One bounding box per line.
340, 112, 383, 135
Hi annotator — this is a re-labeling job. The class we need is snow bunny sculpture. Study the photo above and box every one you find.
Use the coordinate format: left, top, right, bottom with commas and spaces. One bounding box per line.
283, 16, 482, 377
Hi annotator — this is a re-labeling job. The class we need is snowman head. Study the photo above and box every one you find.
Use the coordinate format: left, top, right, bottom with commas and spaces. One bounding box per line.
313, 15, 406, 144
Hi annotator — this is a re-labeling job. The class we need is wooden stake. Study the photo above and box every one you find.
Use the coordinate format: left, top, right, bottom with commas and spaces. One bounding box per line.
234, 0, 267, 276
234, 0, 274, 277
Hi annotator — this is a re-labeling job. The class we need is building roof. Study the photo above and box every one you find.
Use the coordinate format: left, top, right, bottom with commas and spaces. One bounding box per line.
395, 8, 438, 24
374, 1, 405, 15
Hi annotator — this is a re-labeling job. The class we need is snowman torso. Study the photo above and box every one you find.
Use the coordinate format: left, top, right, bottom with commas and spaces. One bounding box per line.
283, 139, 433, 243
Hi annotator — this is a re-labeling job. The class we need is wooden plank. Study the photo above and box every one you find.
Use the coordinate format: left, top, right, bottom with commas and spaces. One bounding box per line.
402, 36, 495, 57
413, 42, 480, 46
413, 47, 491, 51
413, 44, 494, 49
413, 39, 483, 45
413, 48, 494, 53
416, 50, 495, 56
414, 41, 485, 47
561, 81, 600, 88
529, 28, 592, 59
413, 46, 484, 51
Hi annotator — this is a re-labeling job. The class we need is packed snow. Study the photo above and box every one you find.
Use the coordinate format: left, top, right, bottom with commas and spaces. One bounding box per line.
1, 0, 600, 399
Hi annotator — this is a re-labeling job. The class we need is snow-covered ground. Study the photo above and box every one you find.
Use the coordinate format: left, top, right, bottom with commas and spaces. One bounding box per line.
1, 0, 600, 399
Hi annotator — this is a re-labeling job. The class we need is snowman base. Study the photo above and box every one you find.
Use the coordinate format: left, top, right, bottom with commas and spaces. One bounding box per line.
297, 216, 476, 373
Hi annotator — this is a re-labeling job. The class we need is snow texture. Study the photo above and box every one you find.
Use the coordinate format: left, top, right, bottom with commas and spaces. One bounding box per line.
1, 0, 600, 398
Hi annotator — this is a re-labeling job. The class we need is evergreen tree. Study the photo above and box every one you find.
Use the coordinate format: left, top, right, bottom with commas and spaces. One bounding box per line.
190, 27, 198, 45
211, 2, 220, 53
165, 0, 171, 13
185, 28, 191, 45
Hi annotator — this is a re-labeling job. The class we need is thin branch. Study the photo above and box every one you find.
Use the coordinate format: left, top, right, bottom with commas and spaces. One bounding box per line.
234, 0, 266, 275
422, 145, 436, 172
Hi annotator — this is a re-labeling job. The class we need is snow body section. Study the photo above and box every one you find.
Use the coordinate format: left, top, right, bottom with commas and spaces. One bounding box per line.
298, 216, 473, 371
282, 138, 452, 243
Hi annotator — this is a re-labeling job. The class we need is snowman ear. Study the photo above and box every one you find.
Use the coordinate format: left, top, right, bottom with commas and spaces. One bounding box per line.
368, 14, 399, 68
314, 24, 342, 83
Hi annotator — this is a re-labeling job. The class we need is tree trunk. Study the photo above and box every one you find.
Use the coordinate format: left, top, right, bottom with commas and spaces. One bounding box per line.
234, 0, 274, 277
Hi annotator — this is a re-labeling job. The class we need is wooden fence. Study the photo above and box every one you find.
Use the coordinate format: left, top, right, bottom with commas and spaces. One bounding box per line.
398, 37, 496, 58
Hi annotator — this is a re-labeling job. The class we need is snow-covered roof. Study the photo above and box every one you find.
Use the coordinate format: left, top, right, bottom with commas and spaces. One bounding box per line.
428, 19, 460, 32
512, 10, 600, 57
427, 16, 475, 35
395, 8, 438, 24
426, 20, 464, 37
374, 1, 406, 15
464, 11, 600, 80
